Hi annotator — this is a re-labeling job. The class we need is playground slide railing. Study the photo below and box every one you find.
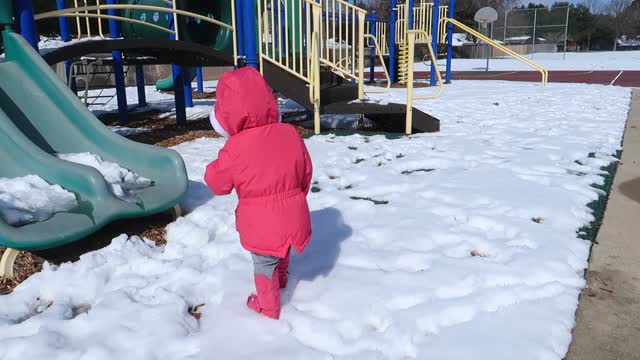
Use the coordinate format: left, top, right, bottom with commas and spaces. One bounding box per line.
405, 29, 444, 134
441, 18, 548, 85
396, 2, 448, 45
36, 3, 239, 66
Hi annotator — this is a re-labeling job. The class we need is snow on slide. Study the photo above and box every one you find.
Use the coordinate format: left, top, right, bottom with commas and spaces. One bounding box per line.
57, 153, 153, 203
0, 175, 77, 226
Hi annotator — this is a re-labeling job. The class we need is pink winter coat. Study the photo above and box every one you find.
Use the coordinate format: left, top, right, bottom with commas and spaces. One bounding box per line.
204, 67, 313, 258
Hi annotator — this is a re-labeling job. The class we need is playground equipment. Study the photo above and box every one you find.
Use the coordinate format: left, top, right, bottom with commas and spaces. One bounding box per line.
28, 0, 442, 134
0, 19, 188, 278
0, 0, 550, 277
10, 0, 548, 135
33, 0, 239, 124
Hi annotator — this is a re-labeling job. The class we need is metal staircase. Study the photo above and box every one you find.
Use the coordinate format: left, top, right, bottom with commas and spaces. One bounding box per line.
258, 0, 440, 134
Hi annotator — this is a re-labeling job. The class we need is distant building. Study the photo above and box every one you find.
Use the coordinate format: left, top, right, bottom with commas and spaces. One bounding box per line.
617, 36, 640, 51
504, 36, 547, 45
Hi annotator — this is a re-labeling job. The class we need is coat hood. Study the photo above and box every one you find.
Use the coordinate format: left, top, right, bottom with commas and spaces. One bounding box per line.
211, 67, 280, 137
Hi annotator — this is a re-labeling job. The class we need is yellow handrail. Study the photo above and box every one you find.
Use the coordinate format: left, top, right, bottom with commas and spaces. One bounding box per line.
230, 0, 238, 67
172, 0, 180, 40
310, 31, 321, 134
35, 5, 234, 30
363, 34, 390, 94
50, 13, 175, 35
405, 29, 445, 134
441, 17, 548, 85
317, 0, 367, 91
37, 2, 239, 66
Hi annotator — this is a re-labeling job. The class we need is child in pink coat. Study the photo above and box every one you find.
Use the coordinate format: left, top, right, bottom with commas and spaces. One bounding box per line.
204, 66, 313, 320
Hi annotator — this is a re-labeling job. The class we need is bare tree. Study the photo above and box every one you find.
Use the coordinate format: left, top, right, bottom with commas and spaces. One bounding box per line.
606, 0, 633, 50
581, 0, 603, 14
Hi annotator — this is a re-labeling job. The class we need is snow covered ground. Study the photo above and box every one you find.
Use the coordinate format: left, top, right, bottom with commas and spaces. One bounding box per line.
90, 81, 218, 126
378, 50, 640, 72
0, 80, 632, 359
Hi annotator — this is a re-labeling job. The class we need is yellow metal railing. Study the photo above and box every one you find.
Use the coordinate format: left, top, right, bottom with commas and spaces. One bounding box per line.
257, 0, 323, 133
318, 0, 367, 99
363, 34, 390, 94
405, 29, 444, 134
442, 18, 548, 85
72, 0, 105, 38
257, 0, 321, 83
396, 1, 448, 44
310, 30, 321, 134
365, 20, 389, 55
35, 3, 238, 66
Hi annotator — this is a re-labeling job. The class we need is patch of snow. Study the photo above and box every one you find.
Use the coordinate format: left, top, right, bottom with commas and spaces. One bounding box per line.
452, 33, 474, 47
108, 126, 151, 136
326, 38, 351, 50
376, 50, 640, 71
0, 175, 77, 226
88, 81, 219, 122
0, 81, 631, 359
57, 153, 153, 203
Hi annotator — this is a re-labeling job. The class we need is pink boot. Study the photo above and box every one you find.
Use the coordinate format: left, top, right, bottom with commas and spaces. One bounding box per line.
247, 271, 281, 319
276, 252, 290, 288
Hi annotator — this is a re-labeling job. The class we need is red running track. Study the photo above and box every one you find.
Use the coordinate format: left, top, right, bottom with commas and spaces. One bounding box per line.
373, 70, 640, 87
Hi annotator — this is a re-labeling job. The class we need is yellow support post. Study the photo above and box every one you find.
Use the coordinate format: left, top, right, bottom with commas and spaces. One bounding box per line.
357, 10, 365, 99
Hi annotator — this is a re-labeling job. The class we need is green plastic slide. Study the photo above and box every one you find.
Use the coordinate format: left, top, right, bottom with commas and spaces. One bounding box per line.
0, 30, 188, 251
155, 69, 197, 92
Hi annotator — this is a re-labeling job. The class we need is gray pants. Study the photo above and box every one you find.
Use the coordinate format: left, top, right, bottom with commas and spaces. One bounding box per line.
251, 247, 294, 278
251, 253, 281, 278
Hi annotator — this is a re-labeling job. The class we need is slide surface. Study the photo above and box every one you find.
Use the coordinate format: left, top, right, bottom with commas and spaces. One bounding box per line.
0, 31, 188, 251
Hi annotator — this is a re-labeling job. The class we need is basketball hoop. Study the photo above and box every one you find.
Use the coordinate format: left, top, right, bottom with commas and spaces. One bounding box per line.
473, 7, 498, 72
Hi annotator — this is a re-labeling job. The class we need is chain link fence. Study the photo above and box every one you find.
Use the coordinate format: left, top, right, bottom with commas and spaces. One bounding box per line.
462, 6, 570, 60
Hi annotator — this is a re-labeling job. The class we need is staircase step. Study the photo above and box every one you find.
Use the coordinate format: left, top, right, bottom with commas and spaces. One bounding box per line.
321, 100, 440, 133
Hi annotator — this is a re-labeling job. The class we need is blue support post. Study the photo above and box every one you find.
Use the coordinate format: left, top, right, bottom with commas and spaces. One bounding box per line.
235, 0, 245, 66
196, 67, 204, 94
56, 0, 71, 41
56, 0, 77, 94
167, 8, 187, 126
368, 11, 377, 84
243, 0, 259, 68
135, 65, 147, 107
430, 0, 440, 85
389, 0, 397, 83
172, 65, 187, 127
182, 66, 193, 108
14, 0, 39, 51
408, 0, 414, 29
106, 0, 128, 122
445, 0, 455, 84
